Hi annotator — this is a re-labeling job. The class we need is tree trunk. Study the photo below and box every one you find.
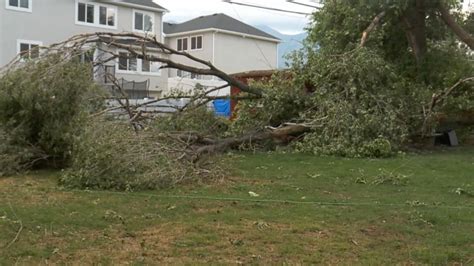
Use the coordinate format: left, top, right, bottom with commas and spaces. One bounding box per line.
191, 123, 311, 162
438, 3, 474, 50
401, 0, 427, 65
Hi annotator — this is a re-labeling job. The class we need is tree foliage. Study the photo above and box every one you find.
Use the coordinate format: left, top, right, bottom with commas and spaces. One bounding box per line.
293, 49, 422, 157
232, 0, 473, 157
307, 0, 474, 84
0, 56, 102, 175
60, 119, 221, 191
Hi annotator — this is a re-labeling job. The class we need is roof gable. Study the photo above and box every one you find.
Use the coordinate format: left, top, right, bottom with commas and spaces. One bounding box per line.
164, 13, 279, 41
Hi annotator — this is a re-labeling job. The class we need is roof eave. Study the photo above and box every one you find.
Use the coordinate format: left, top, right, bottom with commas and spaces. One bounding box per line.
98, 1, 169, 13
164, 28, 281, 43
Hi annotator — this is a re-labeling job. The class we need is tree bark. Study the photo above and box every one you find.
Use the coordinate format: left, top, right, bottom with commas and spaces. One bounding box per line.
360, 11, 387, 47
401, 0, 427, 65
191, 123, 311, 162
438, 3, 474, 50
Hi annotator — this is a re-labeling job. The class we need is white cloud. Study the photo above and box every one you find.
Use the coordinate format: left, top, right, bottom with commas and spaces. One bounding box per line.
155, 0, 314, 34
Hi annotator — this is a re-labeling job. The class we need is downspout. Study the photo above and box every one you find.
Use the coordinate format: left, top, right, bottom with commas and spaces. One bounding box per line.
212, 31, 216, 65
212, 30, 216, 80
276, 42, 279, 69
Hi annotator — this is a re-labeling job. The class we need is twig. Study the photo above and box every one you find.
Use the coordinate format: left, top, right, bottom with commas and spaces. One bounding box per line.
5, 202, 23, 249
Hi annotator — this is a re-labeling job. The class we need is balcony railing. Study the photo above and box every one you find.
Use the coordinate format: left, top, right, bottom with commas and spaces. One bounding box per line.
102, 66, 151, 99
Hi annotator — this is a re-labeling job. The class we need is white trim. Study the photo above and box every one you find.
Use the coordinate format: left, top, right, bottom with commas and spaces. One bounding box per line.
190, 35, 204, 51
74, 0, 118, 30
161, 19, 165, 43
212, 31, 216, 65
5, 0, 32, 13
133, 9, 155, 35
100, 1, 168, 13
165, 28, 281, 43
17, 39, 42, 53
16, 39, 42, 61
276, 44, 279, 68
176, 37, 189, 51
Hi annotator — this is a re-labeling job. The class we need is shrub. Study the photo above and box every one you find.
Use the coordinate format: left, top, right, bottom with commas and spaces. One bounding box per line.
0, 55, 103, 175
0, 127, 32, 176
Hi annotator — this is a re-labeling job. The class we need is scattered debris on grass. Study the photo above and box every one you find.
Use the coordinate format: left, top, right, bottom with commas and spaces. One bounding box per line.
453, 187, 474, 197
356, 168, 410, 186
248, 191, 260, 197
405, 200, 427, 207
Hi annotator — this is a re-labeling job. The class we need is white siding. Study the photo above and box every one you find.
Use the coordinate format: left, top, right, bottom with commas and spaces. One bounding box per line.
214, 32, 278, 74
0, 0, 167, 92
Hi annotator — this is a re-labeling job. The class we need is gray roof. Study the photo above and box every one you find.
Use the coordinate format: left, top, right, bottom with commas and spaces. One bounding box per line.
164, 13, 279, 41
100, 0, 167, 11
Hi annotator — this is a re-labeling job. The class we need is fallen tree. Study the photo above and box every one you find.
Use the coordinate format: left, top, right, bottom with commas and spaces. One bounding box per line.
1, 1, 473, 187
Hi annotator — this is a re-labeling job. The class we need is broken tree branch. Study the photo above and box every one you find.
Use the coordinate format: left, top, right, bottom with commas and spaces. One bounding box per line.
438, 3, 474, 50
422, 77, 474, 136
360, 11, 387, 47
191, 123, 311, 162
91, 32, 263, 96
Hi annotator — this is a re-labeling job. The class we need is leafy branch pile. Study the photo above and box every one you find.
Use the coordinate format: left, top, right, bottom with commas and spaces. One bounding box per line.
0, 57, 223, 189
60, 119, 222, 191
233, 0, 473, 157
0, 56, 101, 176
0, 0, 473, 190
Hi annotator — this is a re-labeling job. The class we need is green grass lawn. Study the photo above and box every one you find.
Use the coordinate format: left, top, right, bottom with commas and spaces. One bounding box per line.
1, 148, 473, 264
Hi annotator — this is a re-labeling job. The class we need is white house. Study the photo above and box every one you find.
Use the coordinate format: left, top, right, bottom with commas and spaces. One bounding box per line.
0, 0, 170, 98
163, 13, 280, 96
0, 1, 280, 98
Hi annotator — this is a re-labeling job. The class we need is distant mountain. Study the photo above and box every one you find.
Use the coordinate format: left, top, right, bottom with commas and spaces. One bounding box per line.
255, 25, 307, 69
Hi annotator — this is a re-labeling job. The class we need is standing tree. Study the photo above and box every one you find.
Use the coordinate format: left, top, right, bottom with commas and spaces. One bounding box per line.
292, 0, 473, 135
306, 0, 473, 82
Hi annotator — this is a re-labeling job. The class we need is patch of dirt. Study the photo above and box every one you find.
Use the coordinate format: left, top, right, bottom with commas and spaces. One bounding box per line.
35, 220, 341, 264
44, 223, 185, 264
0, 176, 73, 206
192, 206, 223, 214
5, 218, 414, 265
0, 178, 18, 191
353, 223, 407, 251
210, 176, 276, 189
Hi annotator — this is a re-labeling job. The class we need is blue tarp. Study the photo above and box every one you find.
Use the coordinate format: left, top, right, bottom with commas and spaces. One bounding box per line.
213, 99, 231, 117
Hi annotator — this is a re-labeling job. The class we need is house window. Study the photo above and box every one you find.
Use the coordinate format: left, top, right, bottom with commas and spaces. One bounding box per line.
118, 52, 137, 71
177, 38, 188, 51
78, 49, 95, 64
141, 59, 161, 73
78, 3, 94, 24
17, 40, 42, 60
191, 36, 203, 50
177, 70, 200, 79
99, 6, 115, 27
118, 52, 160, 75
134, 11, 154, 33
76, 1, 117, 28
6, 0, 31, 12
191, 73, 201, 80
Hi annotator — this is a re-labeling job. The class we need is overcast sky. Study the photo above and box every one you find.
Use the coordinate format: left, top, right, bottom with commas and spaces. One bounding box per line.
154, 0, 317, 35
